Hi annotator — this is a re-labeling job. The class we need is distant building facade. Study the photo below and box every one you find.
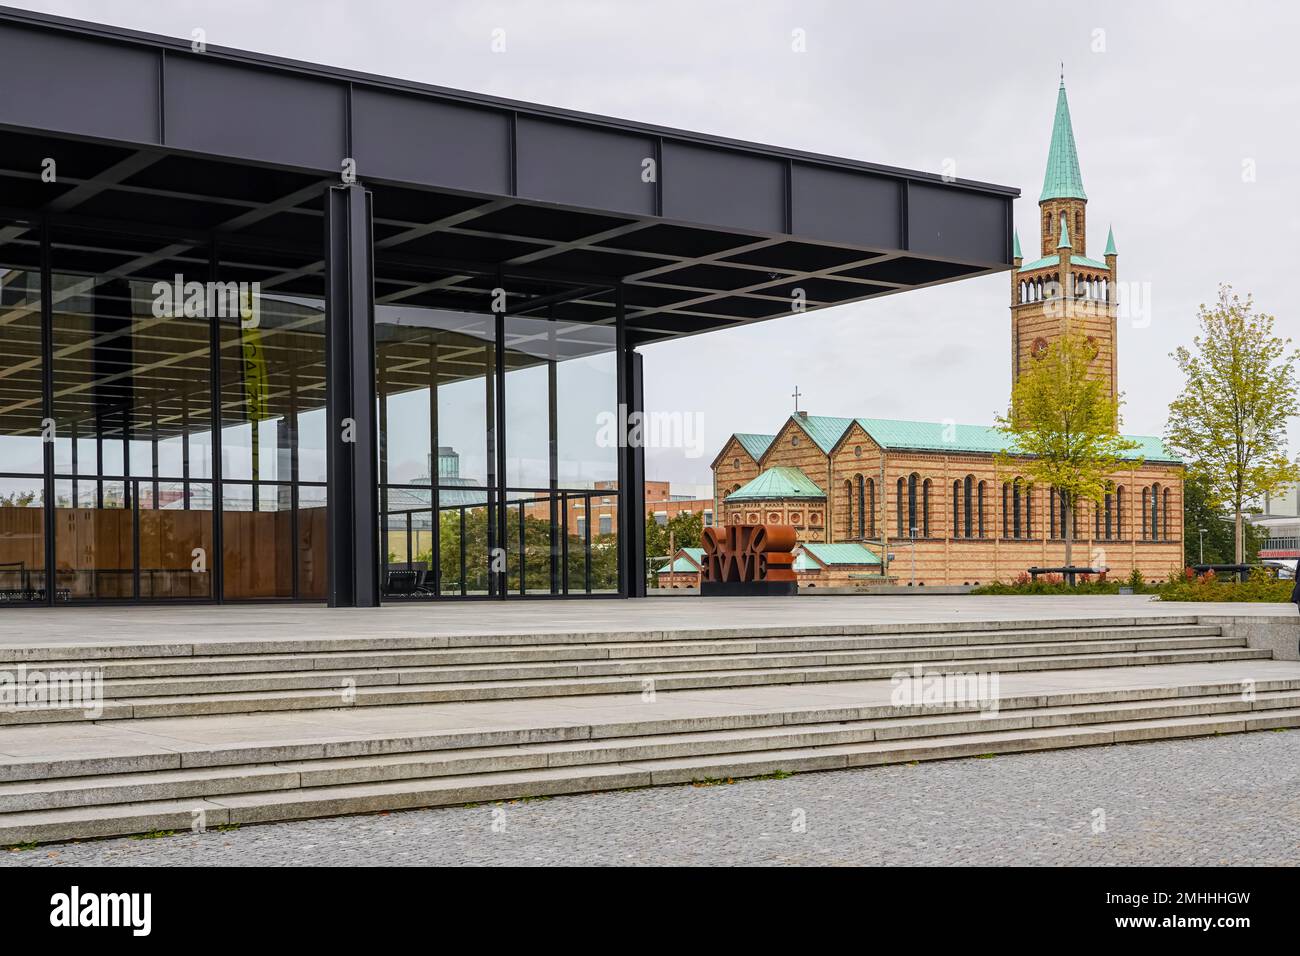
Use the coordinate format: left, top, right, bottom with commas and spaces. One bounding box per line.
1255, 482, 1299, 560
710, 80, 1185, 587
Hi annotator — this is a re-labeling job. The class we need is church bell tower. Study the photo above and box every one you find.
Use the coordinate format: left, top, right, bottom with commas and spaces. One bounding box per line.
1010, 77, 1119, 405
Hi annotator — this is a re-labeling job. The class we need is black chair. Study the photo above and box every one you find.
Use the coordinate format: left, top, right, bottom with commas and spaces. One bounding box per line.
384, 562, 432, 596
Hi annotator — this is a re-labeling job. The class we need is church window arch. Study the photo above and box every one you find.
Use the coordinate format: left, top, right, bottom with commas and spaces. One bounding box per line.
963, 475, 975, 538
1151, 482, 1162, 541
865, 477, 875, 538
922, 479, 932, 538
896, 477, 906, 539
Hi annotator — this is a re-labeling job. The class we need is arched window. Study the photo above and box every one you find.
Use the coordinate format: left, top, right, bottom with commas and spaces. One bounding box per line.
1002, 482, 1010, 537
1024, 483, 1034, 538
906, 473, 919, 538
855, 474, 866, 539
922, 478, 932, 538
1012, 479, 1024, 538
1049, 487, 1070, 539
956, 478, 967, 538
963, 475, 975, 539
896, 477, 905, 539
844, 479, 855, 537
1104, 486, 1114, 540
866, 478, 875, 538
1162, 486, 1171, 540
1116, 485, 1124, 538
1151, 483, 1162, 541
977, 481, 987, 537
1141, 487, 1150, 539
1075, 210, 1082, 239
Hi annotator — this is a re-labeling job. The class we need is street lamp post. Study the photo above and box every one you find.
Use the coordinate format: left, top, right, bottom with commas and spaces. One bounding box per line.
1198, 527, 1207, 565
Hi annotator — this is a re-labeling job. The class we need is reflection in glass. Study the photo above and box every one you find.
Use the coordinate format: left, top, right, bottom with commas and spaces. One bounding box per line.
50, 227, 213, 601
216, 247, 327, 600
0, 221, 47, 603
376, 305, 495, 597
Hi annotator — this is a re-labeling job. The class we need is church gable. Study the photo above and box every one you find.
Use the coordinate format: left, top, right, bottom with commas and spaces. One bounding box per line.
760, 416, 834, 473
713, 434, 763, 500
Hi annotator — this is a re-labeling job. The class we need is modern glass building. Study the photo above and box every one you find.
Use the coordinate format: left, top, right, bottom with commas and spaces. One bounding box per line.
0, 8, 1017, 606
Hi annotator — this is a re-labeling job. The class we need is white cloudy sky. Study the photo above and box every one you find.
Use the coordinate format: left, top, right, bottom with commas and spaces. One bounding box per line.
15, 0, 1299, 490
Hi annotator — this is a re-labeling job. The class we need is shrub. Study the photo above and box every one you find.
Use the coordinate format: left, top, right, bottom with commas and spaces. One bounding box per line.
972, 566, 1290, 601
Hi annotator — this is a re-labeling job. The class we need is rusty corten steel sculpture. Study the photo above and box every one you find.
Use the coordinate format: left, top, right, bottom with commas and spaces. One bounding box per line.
699, 524, 798, 596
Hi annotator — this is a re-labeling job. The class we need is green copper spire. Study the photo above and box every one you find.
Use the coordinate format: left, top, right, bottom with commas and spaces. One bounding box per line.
1013, 229, 1022, 259
1040, 79, 1087, 202
1104, 224, 1117, 256
1057, 214, 1071, 249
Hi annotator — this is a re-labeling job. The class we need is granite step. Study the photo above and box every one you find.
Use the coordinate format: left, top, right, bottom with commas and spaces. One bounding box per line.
88, 633, 1243, 698
2, 703, 1296, 845
0, 616, 1208, 663
1, 688, 1296, 814
0, 645, 1271, 726
3, 623, 1225, 678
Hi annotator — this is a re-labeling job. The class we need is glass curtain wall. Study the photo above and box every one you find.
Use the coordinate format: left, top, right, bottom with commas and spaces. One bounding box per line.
215, 242, 327, 600
0, 218, 47, 603
375, 278, 619, 600
503, 313, 618, 596
2, 213, 625, 605
376, 304, 494, 598
49, 224, 214, 601
0, 218, 329, 605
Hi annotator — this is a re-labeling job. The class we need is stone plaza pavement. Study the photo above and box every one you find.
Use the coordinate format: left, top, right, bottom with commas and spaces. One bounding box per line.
0, 593, 1294, 649
3, 729, 1296, 866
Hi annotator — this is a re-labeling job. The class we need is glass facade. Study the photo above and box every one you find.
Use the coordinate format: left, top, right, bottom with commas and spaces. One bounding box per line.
0, 218, 46, 604
375, 276, 621, 599
1, 212, 631, 605
0, 219, 336, 604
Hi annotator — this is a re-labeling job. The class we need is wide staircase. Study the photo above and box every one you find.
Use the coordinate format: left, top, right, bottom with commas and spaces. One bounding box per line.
1, 614, 1297, 843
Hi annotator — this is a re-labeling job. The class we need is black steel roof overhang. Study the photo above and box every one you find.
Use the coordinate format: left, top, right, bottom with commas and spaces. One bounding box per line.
0, 6, 1020, 345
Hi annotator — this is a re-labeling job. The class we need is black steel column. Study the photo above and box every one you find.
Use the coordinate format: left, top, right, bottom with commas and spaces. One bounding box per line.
324, 184, 379, 607
615, 285, 646, 598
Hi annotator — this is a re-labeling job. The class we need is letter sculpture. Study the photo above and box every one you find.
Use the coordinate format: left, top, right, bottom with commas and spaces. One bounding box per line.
699, 524, 798, 596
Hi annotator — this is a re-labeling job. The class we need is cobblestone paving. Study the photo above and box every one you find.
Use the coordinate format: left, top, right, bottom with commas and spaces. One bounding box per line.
4, 731, 1299, 866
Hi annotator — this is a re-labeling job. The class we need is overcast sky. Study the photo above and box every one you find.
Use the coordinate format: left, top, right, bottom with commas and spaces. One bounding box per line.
16, 0, 1299, 490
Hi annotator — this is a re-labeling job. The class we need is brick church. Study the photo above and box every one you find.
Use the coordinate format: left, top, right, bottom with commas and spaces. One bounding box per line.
710, 80, 1185, 587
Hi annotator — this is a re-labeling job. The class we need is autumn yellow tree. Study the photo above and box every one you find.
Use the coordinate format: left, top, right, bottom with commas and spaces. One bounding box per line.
997, 333, 1140, 570
1166, 285, 1299, 562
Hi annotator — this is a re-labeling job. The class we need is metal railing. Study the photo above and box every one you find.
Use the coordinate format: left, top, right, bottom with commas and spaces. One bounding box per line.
379, 484, 619, 599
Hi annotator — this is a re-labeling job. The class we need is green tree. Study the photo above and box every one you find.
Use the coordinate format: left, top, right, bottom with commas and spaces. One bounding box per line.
645, 510, 704, 587
1165, 284, 1299, 562
996, 332, 1140, 570
1181, 470, 1266, 566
